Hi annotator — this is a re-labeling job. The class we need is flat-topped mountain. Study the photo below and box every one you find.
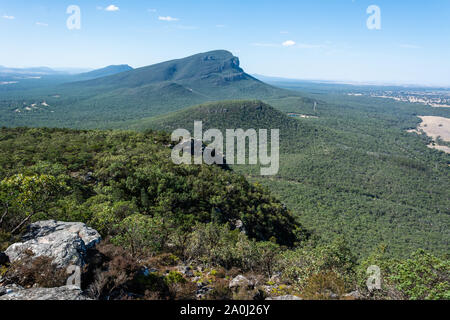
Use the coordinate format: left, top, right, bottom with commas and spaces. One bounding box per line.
0, 50, 311, 129
24, 50, 303, 128
75, 50, 248, 87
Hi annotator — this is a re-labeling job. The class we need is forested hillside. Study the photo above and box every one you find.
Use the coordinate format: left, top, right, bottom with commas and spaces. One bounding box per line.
0, 127, 447, 300
140, 100, 450, 258
0, 127, 304, 246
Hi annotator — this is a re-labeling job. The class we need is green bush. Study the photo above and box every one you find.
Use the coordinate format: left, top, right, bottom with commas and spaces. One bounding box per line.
164, 271, 186, 285
388, 249, 450, 300
276, 238, 356, 290
112, 214, 172, 257
185, 223, 260, 270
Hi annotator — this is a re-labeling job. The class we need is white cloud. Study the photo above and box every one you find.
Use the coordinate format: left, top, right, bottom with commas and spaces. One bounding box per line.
148, 9, 157, 13
2, 15, 15, 20
36, 22, 48, 27
216, 24, 226, 28
280, 31, 289, 34
282, 40, 296, 47
105, 5, 120, 12
158, 16, 179, 22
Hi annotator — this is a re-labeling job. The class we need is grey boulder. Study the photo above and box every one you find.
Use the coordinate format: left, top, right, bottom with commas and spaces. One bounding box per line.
229, 275, 253, 290
5, 220, 101, 268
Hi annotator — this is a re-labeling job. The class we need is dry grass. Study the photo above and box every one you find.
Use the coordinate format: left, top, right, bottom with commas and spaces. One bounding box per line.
408, 116, 450, 153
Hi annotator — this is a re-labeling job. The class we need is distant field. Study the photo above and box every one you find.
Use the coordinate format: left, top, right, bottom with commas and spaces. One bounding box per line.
408, 116, 450, 153
417, 116, 450, 142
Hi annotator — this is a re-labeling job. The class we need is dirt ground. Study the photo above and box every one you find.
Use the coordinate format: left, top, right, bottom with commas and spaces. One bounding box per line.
408, 116, 450, 154
417, 116, 450, 141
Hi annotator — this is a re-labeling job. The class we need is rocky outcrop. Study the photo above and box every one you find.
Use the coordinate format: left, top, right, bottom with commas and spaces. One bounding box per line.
229, 275, 253, 291
0, 285, 91, 300
5, 220, 101, 268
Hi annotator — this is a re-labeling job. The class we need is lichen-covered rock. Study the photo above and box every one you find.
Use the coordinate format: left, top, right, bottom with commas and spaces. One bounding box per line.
229, 275, 251, 290
5, 220, 101, 268
0, 285, 91, 300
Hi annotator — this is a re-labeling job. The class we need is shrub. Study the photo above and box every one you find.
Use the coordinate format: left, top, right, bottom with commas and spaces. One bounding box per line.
185, 223, 260, 270
0, 265, 8, 277
301, 271, 346, 300
355, 245, 449, 300
163, 271, 197, 300
355, 244, 404, 300
0, 174, 67, 234
88, 200, 138, 236
254, 241, 281, 277
276, 238, 356, 290
153, 253, 180, 267
86, 242, 141, 300
4, 250, 67, 288
164, 271, 186, 285
388, 249, 450, 300
112, 214, 172, 258
205, 278, 233, 300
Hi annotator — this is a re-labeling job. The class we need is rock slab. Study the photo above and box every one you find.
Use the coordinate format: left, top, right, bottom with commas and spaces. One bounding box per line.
5, 220, 101, 268
0, 285, 91, 300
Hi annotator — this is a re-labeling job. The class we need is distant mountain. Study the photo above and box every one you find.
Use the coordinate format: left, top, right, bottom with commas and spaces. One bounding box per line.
0, 65, 132, 78
0, 66, 64, 76
43, 50, 308, 128
73, 50, 260, 88
77, 65, 133, 79
0, 50, 312, 129
0, 65, 135, 93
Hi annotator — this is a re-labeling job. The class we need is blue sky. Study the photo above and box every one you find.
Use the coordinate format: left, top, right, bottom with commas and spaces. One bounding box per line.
1, 0, 449, 85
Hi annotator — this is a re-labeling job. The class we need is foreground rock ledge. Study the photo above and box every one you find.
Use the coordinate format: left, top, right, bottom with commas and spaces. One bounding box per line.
0, 285, 92, 300
5, 220, 101, 268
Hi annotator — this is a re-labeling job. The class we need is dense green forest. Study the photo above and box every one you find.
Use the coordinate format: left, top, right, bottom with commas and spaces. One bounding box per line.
0, 127, 305, 246
0, 50, 448, 300
0, 127, 447, 300
126, 99, 449, 258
